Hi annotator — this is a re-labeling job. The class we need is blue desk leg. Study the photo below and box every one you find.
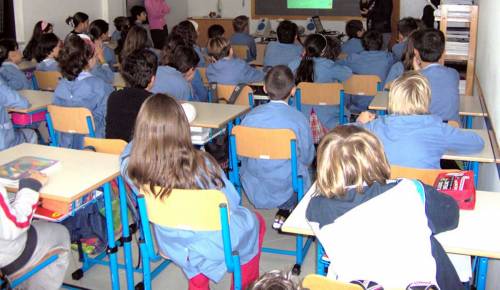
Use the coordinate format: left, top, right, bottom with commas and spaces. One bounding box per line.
227, 121, 235, 183
103, 182, 120, 290
316, 241, 326, 276
376, 110, 386, 116
471, 162, 479, 187
118, 177, 134, 290
476, 257, 488, 290
466, 116, 473, 129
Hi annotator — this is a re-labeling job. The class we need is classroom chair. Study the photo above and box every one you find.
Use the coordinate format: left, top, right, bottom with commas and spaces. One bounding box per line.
448, 120, 460, 128
197, 67, 209, 86
209, 84, 255, 106
229, 126, 313, 275
232, 45, 250, 60
294, 82, 346, 124
46, 105, 95, 147
83, 137, 127, 154
390, 165, 459, 186
302, 274, 363, 290
33, 71, 62, 91
249, 43, 266, 67
342, 75, 382, 115
134, 188, 242, 290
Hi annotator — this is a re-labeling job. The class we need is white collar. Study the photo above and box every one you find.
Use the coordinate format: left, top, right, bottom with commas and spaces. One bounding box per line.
270, 100, 288, 105
77, 71, 93, 81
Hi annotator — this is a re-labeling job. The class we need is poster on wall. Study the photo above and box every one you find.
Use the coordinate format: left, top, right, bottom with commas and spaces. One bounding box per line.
126, 0, 144, 15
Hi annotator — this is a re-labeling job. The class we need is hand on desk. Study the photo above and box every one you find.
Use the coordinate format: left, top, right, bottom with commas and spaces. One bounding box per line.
27, 171, 48, 186
357, 111, 377, 124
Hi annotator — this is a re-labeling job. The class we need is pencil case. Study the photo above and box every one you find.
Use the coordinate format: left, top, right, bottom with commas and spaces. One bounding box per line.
434, 171, 476, 210
10, 111, 46, 126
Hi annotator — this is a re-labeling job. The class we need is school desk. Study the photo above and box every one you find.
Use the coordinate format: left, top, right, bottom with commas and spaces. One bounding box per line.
113, 72, 126, 89
281, 183, 500, 290
0, 144, 126, 290
368, 91, 487, 128
8, 90, 53, 114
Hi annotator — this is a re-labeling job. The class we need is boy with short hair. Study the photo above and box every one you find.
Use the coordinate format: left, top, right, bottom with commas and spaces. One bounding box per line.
208, 24, 225, 39
392, 17, 419, 61
413, 28, 460, 122
230, 15, 257, 62
263, 20, 302, 67
240, 65, 314, 229
130, 5, 153, 47
341, 19, 365, 57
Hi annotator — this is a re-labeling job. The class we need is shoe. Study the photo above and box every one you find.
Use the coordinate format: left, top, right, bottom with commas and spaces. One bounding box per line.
272, 209, 291, 230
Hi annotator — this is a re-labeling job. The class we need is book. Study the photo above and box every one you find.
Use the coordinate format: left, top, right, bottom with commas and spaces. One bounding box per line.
41, 190, 102, 214
0, 156, 60, 187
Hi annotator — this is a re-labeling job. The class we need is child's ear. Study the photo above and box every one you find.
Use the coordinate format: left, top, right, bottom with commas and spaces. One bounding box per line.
398, 32, 404, 42
146, 75, 156, 90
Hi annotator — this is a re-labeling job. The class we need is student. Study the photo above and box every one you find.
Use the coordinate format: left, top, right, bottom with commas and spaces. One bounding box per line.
357, 71, 484, 169
34, 33, 61, 72
130, 5, 154, 47
342, 30, 395, 112
53, 34, 113, 148
306, 125, 464, 290
384, 30, 416, 87
341, 19, 364, 57
23, 20, 53, 61
413, 28, 460, 122
208, 24, 225, 39
151, 45, 196, 101
65, 12, 89, 37
171, 20, 205, 67
120, 93, 265, 290
392, 17, 419, 61
206, 37, 264, 85
111, 16, 130, 43
0, 39, 32, 90
288, 34, 353, 129
263, 20, 302, 68
230, 15, 256, 62
240, 66, 314, 229
0, 78, 37, 150
120, 25, 153, 63
106, 49, 156, 141
89, 19, 117, 70
0, 171, 70, 290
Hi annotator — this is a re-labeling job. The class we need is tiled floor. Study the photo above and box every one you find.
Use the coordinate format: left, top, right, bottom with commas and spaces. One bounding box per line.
61, 201, 317, 290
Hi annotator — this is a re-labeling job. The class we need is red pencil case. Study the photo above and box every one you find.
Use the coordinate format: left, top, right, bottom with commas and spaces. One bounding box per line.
434, 171, 476, 210
10, 111, 46, 126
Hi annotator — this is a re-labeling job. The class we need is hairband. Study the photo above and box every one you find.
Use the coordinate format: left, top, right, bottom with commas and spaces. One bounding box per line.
318, 33, 328, 56
77, 33, 96, 52
41, 21, 49, 31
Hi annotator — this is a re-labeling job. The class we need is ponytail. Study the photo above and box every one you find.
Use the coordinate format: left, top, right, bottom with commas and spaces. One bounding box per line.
66, 16, 75, 27
295, 34, 328, 84
66, 12, 89, 28
295, 56, 315, 84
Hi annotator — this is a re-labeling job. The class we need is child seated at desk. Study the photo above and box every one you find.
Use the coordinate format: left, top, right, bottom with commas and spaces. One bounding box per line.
0, 171, 70, 290
288, 34, 353, 130
341, 20, 364, 57
34, 33, 61, 72
392, 17, 419, 61
0, 78, 37, 150
306, 125, 463, 290
263, 20, 302, 68
240, 66, 314, 229
53, 34, 113, 148
106, 49, 156, 142
357, 71, 484, 169
230, 15, 257, 62
120, 26, 156, 65
0, 39, 32, 90
23, 21, 53, 62
89, 19, 118, 72
206, 37, 264, 85
171, 20, 205, 68
120, 93, 265, 290
111, 16, 130, 43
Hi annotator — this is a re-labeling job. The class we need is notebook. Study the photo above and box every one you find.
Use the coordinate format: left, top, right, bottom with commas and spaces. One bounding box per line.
0, 156, 60, 187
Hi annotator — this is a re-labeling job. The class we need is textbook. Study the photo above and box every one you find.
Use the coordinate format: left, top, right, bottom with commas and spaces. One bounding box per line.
0, 156, 60, 187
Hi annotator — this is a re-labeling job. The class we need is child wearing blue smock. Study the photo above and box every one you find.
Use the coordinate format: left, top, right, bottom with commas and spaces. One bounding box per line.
341, 20, 365, 57
357, 71, 484, 169
206, 37, 264, 85
53, 34, 113, 148
34, 33, 61, 72
230, 16, 256, 62
120, 94, 264, 289
263, 20, 302, 68
240, 66, 314, 229
341, 30, 395, 112
288, 34, 353, 129
392, 17, 419, 61
0, 39, 32, 90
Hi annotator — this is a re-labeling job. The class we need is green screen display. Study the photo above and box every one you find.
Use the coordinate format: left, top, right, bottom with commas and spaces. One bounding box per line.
287, 0, 333, 9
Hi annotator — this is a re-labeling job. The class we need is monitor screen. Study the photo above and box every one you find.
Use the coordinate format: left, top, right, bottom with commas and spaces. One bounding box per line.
312, 16, 325, 33
287, 0, 333, 9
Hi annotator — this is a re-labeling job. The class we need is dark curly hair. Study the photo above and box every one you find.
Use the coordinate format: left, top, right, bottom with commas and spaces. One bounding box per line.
121, 49, 158, 89
171, 20, 197, 47
57, 35, 94, 81
160, 34, 187, 65
34, 33, 60, 62
0, 39, 18, 65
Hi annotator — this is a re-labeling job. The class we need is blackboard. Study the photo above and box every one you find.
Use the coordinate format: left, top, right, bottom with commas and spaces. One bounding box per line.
252, 0, 362, 20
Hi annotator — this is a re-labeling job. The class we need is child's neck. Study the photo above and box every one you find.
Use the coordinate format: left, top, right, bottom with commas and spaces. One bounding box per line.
420, 61, 438, 69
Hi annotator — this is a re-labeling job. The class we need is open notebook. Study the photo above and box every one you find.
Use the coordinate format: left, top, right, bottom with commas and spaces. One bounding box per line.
0, 156, 60, 187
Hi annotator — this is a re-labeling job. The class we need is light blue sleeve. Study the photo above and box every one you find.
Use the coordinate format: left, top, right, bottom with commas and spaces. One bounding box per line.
297, 116, 315, 166
219, 172, 242, 212
195, 46, 206, 67
385, 62, 404, 87
91, 64, 114, 84
191, 70, 208, 102
443, 125, 485, 154
332, 64, 353, 82
241, 63, 264, 83
0, 80, 29, 108
0, 66, 31, 90
104, 45, 117, 69
92, 81, 113, 137
288, 59, 301, 74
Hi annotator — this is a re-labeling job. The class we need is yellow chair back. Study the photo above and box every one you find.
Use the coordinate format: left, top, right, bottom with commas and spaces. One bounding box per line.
297, 82, 343, 106
447, 120, 460, 128
302, 274, 363, 290
198, 67, 209, 85
232, 126, 296, 160
34, 71, 62, 91
232, 45, 249, 60
83, 137, 128, 155
216, 84, 254, 106
343, 75, 381, 96
390, 165, 460, 186
47, 105, 94, 135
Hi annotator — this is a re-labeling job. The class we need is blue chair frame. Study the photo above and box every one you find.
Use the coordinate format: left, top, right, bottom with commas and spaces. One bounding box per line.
0, 254, 59, 289
294, 82, 347, 125
134, 190, 242, 290
45, 110, 95, 148
228, 127, 313, 275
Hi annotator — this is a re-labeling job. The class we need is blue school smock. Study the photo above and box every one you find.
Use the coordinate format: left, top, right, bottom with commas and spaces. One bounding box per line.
341, 38, 364, 57
194, 45, 206, 67
103, 44, 117, 71
119, 142, 259, 282
0, 62, 31, 90
111, 31, 121, 43
206, 58, 264, 85
191, 70, 208, 102
151, 65, 192, 101
0, 78, 30, 150
361, 114, 484, 169
384, 61, 404, 87
391, 40, 407, 61
90, 63, 114, 84
230, 32, 257, 62
341, 50, 395, 112
263, 42, 302, 67
288, 57, 353, 129
421, 63, 460, 122
240, 101, 315, 209
53, 71, 113, 148
36, 58, 59, 72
